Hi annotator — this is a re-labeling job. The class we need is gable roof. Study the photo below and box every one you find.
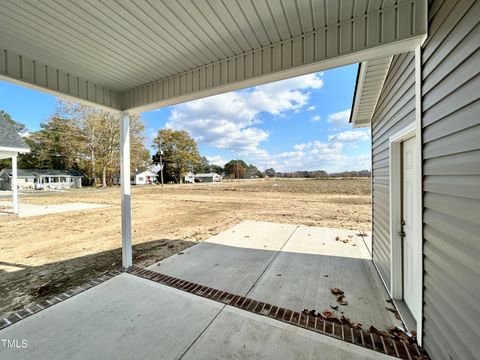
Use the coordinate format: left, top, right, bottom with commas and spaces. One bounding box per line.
135, 169, 158, 176
0, 169, 82, 178
0, 114, 30, 151
195, 173, 220, 177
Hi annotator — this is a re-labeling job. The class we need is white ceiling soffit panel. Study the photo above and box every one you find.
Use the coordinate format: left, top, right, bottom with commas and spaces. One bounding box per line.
350, 56, 393, 128
0, 0, 427, 111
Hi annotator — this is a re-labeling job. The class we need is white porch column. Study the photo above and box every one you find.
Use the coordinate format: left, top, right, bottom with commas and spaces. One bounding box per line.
12, 155, 18, 215
120, 112, 132, 268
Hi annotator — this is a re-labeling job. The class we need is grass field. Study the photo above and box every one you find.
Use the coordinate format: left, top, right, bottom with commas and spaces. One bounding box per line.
0, 178, 371, 314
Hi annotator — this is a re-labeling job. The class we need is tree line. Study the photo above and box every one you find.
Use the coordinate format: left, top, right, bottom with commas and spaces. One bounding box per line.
273, 170, 371, 178
0, 102, 149, 187
1, 105, 370, 186
151, 129, 264, 182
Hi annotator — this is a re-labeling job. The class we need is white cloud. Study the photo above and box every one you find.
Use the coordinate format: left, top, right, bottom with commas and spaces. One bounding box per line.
293, 143, 312, 151
166, 73, 324, 156
20, 131, 31, 138
328, 130, 369, 142
327, 109, 351, 126
205, 155, 227, 167
310, 115, 321, 122
278, 151, 305, 158
269, 128, 371, 172
307, 105, 316, 111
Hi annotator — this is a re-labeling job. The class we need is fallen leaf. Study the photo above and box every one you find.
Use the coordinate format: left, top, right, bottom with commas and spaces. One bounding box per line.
336, 294, 348, 305
322, 310, 337, 320
331, 288, 344, 296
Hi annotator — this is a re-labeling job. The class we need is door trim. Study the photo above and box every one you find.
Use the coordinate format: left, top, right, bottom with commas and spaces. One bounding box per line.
388, 121, 422, 333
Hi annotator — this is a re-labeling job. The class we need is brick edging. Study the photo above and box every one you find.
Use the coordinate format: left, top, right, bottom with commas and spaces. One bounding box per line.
0, 269, 124, 331
128, 266, 429, 360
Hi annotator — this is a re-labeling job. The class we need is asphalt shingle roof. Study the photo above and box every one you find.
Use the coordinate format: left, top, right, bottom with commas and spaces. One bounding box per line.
0, 113, 30, 150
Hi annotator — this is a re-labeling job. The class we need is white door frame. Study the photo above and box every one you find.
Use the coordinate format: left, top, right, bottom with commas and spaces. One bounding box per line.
389, 121, 416, 299
388, 121, 422, 329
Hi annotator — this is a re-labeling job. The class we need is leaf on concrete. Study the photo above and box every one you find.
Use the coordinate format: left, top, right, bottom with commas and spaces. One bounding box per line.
336, 294, 348, 305
331, 288, 344, 296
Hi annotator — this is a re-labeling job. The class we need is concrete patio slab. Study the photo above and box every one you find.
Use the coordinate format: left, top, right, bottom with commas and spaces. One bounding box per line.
149, 221, 399, 331
1, 221, 403, 360
0, 273, 223, 360
182, 306, 392, 360
0, 201, 110, 217
148, 221, 297, 295
248, 225, 401, 330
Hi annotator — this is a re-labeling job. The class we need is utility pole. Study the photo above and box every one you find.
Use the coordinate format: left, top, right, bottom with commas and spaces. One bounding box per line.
158, 138, 164, 187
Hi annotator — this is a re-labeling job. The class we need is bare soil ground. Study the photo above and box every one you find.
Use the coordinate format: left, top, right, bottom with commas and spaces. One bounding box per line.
0, 178, 371, 315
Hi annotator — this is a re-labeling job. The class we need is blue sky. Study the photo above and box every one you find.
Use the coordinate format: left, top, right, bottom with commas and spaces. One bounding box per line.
0, 63, 370, 172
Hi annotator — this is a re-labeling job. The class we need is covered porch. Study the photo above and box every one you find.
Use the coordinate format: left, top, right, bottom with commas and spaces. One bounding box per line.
0, 221, 423, 359
0, 0, 431, 358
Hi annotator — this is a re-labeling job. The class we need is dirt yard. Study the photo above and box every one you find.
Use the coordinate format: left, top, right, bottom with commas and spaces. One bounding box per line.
0, 178, 371, 315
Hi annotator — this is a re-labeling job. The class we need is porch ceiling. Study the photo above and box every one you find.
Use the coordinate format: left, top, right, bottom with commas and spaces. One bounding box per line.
0, 0, 427, 112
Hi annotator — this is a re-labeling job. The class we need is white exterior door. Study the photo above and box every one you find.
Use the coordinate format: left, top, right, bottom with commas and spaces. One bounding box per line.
402, 136, 418, 318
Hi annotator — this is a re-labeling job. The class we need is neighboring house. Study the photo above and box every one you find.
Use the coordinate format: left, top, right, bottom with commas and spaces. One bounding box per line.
0, 169, 82, 190
184, 172, 195, 184
185, 172, 221, 183
0, 114, 30, 214
349, 3, 479, 359
134, 169, 158, 185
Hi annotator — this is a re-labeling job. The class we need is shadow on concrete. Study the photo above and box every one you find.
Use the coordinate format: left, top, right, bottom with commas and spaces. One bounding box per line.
0, 238, 195, 314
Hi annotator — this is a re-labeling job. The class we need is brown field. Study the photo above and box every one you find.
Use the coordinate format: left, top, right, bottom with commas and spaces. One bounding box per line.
0, 178, 371, 314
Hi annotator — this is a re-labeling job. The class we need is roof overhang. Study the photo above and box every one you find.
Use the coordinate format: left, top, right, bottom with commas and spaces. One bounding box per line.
0, 0, 427, 113
0, 147, 30, 159
350, 56, 393, 128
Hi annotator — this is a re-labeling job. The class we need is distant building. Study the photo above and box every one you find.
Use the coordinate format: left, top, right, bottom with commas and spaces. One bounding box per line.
184, 172, 221, 183
0, 169, 82, 190
134, 169, 158, 185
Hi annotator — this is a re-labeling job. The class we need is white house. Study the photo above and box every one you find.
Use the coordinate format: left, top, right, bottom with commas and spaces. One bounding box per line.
0, 114, 30, 214
134, 169, 158, 185
184, 172, 195, 183
0, 169, 82, 190
185, 172, 221, 183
